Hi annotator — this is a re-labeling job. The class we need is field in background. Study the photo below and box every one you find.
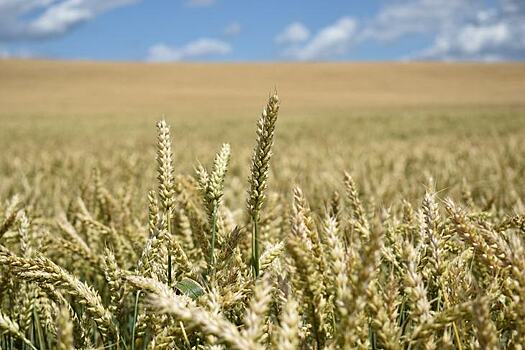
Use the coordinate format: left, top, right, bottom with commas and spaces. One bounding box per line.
2, 60, 525, 115
1, 59, 524, 181
1, 59, 525, 207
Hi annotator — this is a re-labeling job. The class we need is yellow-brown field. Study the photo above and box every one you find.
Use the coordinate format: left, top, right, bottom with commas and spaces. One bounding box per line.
1, 59, 525, 349
2, 60, 525, 116
1, 59, 524, 190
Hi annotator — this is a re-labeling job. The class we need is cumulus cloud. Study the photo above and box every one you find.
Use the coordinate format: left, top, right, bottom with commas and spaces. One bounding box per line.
357, 0, 525, 61
361, 0, 478, 41
147, 38, 231, 62
283, 17, 357, 60
415, 22, 525, 61
224, 22, 241, 37
275, 0, 524, 61
408, 0, 525, 60
275, 22, 310, 45
415, 23, 507, 60
0, 0, 137, 41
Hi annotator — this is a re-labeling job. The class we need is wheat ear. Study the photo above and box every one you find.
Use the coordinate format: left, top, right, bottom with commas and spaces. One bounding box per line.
196, 143, 231, 268
247, 92, 279, 278
0, 250, 117, 342
0, 310, 37, 350
149, 289, 253, 350
156, 119, 175, 285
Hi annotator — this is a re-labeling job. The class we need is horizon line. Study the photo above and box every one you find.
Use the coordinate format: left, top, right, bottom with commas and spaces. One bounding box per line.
2, 57, 525, 65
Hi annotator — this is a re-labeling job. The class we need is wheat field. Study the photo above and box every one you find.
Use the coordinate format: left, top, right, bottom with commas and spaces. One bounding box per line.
1, 59, 525, 349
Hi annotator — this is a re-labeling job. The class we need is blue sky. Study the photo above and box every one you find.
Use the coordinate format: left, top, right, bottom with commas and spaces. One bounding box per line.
1, 0, 524, 61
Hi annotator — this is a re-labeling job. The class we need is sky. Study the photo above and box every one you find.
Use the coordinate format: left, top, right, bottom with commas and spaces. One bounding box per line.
0, 0, 524, 62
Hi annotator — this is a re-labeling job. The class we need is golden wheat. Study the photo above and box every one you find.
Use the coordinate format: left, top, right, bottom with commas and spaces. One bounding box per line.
0, 91, 524, 349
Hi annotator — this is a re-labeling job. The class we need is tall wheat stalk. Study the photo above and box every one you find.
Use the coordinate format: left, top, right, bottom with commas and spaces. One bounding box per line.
247, 92, 280, 278
156, 120, 175, 285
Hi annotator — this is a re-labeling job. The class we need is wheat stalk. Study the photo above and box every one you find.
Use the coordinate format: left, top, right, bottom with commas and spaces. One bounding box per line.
247, 92, 279, 278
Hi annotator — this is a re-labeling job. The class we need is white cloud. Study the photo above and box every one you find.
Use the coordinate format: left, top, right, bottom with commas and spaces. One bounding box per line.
457, 23, 510, 54
284, 17, 357, 60
224, 22, 241, 37
0, 0, 137, 41
361, 0, 479, 42
275, 1, 525, 61
414, 20, 524, 60
186, 0, 215, 7
357, 0, 525, 61
275, 22, 310, 45
409, 1, 525, 60
147, 38, 232, 62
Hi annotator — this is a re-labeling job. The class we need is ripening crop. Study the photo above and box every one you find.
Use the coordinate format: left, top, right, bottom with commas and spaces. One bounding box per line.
1, 91, 525, 350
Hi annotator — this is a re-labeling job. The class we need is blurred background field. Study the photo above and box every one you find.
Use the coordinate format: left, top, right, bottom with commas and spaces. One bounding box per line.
1, 59, 525, 214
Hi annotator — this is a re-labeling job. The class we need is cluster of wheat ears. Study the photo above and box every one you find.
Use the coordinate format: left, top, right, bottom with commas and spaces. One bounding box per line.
1, 92, 525, 350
